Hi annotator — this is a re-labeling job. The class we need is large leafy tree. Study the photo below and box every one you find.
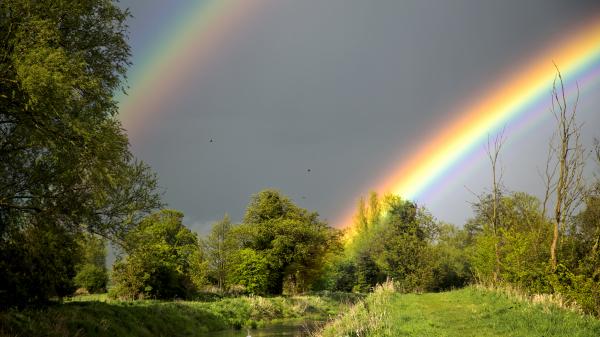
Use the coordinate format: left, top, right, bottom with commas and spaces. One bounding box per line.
111, 210, 201, 300
204, 214, 237, 293
237, 189, 338, 294
370, 196, 438, 292
342, 193, 443, 293
0, 1, 161, 307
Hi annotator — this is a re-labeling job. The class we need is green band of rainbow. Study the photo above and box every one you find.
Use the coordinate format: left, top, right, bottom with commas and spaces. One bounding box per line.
115, 2, 600, 230
339, 17, 600, 228
118, 0, 266, 138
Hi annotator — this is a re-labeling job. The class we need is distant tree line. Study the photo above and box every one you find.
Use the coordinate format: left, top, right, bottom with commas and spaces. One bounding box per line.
105, 189, 469, 299
323, 193, 471, 294
109, 190, 339, 299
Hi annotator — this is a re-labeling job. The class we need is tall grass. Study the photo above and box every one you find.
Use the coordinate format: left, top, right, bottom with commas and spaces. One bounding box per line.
472, 283, 584, 314
0, 294, 348, 337
314, 284, 600, 337
313, 281, 396, 337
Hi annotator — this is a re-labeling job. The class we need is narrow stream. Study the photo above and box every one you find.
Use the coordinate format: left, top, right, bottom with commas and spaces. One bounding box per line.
200, 321, 322, 337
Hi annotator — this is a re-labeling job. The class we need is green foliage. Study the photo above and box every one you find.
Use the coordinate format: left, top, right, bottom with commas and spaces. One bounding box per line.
345, 194, 443, 293
204, 214, 236, 292
0, 0, 161, 237
0, 0, 161, 307
469, 192, 553, 292
109, 254, 148, 300
471, 232, 499, 283
322, 258, 358, 292
547, 188, 600, 316
236, 189, 339, 295
110, 210, 201, 300
429, 224, 472, 291
188, 247, 209, 291
229, 248, 271, 295
558, 172, 600, 315
74, 234, 109, 293
74, 265, 109, 294
468, 188, 600, 316
0, 223, 79, 306
336, 193, 473, 294
353, 249, 384, 292
0, 294, 345, 337
243, 189, 305, 225
77, 235, 107, 269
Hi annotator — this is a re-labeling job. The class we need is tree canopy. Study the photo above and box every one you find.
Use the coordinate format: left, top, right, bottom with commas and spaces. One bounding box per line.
236, 189, 339, 295
111, 210, 202, 300
0, 0, 161, 307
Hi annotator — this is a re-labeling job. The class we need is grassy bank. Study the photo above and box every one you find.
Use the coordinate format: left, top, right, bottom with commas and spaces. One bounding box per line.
0, 292, 356, 337
316, 284, 600, 337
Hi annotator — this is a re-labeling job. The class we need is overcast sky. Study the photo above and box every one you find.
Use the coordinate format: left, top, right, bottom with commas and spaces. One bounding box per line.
117, 0, 600, 233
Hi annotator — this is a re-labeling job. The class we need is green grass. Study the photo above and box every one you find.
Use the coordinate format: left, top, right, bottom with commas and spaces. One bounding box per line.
65, 293, 110, 302
316, 285, 600, 337
0, 293, 353, 337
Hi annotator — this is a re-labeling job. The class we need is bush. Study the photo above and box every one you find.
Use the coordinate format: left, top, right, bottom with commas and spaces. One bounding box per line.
329, 259, 357, 292
74, 264, 108, 293
548, 264, 600, 316
109, 256, 148, 300
109, 210, 203, 300
229, 249, 271, 295
0, 223, 79, 307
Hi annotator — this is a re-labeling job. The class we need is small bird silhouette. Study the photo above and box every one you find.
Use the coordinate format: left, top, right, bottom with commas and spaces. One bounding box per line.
307, 168, 311, 173
209, 138, 213, 143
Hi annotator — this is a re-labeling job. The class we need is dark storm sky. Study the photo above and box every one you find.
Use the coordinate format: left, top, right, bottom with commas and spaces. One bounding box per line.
117, 0, 600, 232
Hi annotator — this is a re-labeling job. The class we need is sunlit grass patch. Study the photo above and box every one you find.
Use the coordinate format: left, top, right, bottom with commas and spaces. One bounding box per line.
315, 286, 600, 337
0, 295, 345, 337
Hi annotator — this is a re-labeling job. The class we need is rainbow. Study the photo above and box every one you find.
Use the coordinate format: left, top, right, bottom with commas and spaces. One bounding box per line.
118, 0, 266, 138
338, 17, 600, 229
116, 1, 600, 230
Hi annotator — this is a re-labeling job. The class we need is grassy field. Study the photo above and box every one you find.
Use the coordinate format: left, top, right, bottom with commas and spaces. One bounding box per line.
0, 292, 356, 337
316, 284, 600, 337
5, 287, 599, 337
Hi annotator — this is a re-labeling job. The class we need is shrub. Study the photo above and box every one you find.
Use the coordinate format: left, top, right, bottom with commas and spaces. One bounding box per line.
110, 210, 203, 300
0, 223, 79, 307
229, 249, 271, 295
74, 264, 108, 293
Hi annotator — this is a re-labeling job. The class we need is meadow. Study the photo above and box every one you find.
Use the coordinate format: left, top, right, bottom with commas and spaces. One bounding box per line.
316, 284, 600, 337
0, 293, 356, 337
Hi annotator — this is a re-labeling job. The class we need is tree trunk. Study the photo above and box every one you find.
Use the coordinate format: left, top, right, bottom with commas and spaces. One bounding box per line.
486, 132, 504, 283
550, 222, 559, 270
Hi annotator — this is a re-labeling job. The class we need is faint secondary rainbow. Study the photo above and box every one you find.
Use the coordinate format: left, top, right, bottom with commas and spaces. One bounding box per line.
118, 0, 266, 138
339, 16, 600, 229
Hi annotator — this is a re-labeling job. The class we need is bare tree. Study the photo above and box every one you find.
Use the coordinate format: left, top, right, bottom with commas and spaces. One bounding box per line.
589, 139, 600, 255
540, 135, 558, 219
547, 67, 586, 270
486, 130, 505, 283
